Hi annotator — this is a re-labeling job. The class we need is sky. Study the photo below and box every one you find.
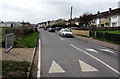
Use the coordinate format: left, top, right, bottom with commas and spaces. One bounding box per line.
0, 0, 120, 24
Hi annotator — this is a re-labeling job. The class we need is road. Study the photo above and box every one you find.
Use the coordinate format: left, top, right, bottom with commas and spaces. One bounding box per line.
38, 29, 119, 78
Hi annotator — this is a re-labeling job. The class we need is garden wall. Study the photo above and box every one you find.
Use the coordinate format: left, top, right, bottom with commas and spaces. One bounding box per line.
71, 29, 90, 37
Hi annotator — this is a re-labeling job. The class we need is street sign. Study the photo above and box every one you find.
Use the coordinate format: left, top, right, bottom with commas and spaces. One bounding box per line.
5, 33, 14, 53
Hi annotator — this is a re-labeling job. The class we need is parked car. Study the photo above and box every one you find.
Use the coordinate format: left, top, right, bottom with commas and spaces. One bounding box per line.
55, 27, 62, 30
44, 26, 49, 30
47, 27, 55, 32
59, 29, 73, 37
44, 27, 47, 30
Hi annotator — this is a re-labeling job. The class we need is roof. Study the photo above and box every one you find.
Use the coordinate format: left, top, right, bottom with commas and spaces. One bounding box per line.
0, 21, 22, 26
97, 8, 120, 18
20, 22, 32, 26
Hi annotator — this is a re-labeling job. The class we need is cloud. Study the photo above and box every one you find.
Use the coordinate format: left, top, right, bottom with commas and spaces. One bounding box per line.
0, 0, 119, 23
37, 0, 120, 2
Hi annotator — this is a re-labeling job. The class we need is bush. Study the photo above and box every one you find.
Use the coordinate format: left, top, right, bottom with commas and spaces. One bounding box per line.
2, 27, 38, 48
6, 28, 36, 38
95, 32, 120, 44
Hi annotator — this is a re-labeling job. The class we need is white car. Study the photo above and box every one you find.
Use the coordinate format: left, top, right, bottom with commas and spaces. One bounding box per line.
59, 29, 73, 37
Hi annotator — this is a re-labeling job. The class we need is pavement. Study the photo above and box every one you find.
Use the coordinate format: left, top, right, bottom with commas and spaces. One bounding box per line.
2, 48, 34, 62
39, 29, 119, 78
74, 35, 120, 51
2, 48, 36, 78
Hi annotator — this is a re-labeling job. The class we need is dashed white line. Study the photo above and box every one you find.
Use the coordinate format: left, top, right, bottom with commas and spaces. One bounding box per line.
70, 44, 120, 75
100, 49, 115, 54
86, 49, 98, 53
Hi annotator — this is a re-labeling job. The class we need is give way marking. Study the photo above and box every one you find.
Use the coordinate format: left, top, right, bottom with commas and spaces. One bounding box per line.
79, 59, 98, 72
70, 44, 120, 75
48, 60, 65, 73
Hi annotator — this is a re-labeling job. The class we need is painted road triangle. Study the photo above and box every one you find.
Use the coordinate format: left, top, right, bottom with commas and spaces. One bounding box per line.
48, 60, 65, 73
79, 59, 98, 72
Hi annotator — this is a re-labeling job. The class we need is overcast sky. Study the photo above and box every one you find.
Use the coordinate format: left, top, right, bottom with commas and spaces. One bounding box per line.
0, 0, 120, 24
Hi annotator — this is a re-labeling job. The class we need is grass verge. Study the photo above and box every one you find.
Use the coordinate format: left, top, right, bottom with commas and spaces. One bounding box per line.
2, 60, 30, 79
93, 37, 120, 45
75, 34, 119, 45
98, 30, 120, 34
15, 32, 38, 48
75, 34, 90, 38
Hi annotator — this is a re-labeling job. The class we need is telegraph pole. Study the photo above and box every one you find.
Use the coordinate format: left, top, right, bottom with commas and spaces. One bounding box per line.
70, 6, 73, 24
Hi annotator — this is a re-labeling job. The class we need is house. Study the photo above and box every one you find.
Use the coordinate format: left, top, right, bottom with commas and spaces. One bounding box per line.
37, 22, 47, 28
68, 18, 80, 25
53, 19, 67, 25
92, 8, 120, 27
38, 19, 67, 28
20, 21, 32, 28
0, 21, 22, 27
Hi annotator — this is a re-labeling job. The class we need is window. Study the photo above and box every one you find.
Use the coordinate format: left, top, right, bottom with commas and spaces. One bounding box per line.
112, 22, 117, 27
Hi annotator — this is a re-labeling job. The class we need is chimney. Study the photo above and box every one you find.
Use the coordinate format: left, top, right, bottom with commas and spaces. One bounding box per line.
109, 8, 112, 12
97, 11, 100, 15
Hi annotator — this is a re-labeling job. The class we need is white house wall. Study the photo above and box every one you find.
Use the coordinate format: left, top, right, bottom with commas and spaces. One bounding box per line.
96, 19, 99, 26
110, 14, 119, 27
111, 15, 118, 23
118, 15, 120, 26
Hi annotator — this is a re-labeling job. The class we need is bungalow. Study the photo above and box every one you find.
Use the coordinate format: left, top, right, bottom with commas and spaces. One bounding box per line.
0, 21, 22, 27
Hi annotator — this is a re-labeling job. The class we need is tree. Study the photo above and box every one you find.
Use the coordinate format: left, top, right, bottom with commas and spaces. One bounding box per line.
79, 12, 95, 27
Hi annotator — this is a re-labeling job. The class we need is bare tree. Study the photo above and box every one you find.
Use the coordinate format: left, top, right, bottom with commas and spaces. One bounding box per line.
79, 12, 95, 27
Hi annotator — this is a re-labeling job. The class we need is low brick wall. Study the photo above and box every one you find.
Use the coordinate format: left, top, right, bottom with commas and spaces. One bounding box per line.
71, 29, 90, 37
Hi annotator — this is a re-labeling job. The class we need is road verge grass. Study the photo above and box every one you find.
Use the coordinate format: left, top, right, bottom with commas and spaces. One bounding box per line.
15, 32, 39, 48
2, 60, 30, 78
93, 37, 120, 44
98, 30, 120, 34
75, 34, 90, 38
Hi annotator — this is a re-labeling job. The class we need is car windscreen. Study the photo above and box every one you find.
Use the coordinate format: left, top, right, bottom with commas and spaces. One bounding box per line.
63, 29, 71, 32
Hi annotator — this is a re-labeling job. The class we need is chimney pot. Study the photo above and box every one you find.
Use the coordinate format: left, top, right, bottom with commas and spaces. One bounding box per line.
97, 11, 100, 14
109, 8, 112, 12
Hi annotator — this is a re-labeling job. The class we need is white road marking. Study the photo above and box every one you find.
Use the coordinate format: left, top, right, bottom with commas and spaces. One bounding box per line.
94, 44, 105, 48
86, 49, 98, 53
60, 38, 64, 40
48, 60, 65, 73
70, 44, 120, 75
37, 39, 41, 78
100, 49, 115, 54
79, 59, 98, 72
